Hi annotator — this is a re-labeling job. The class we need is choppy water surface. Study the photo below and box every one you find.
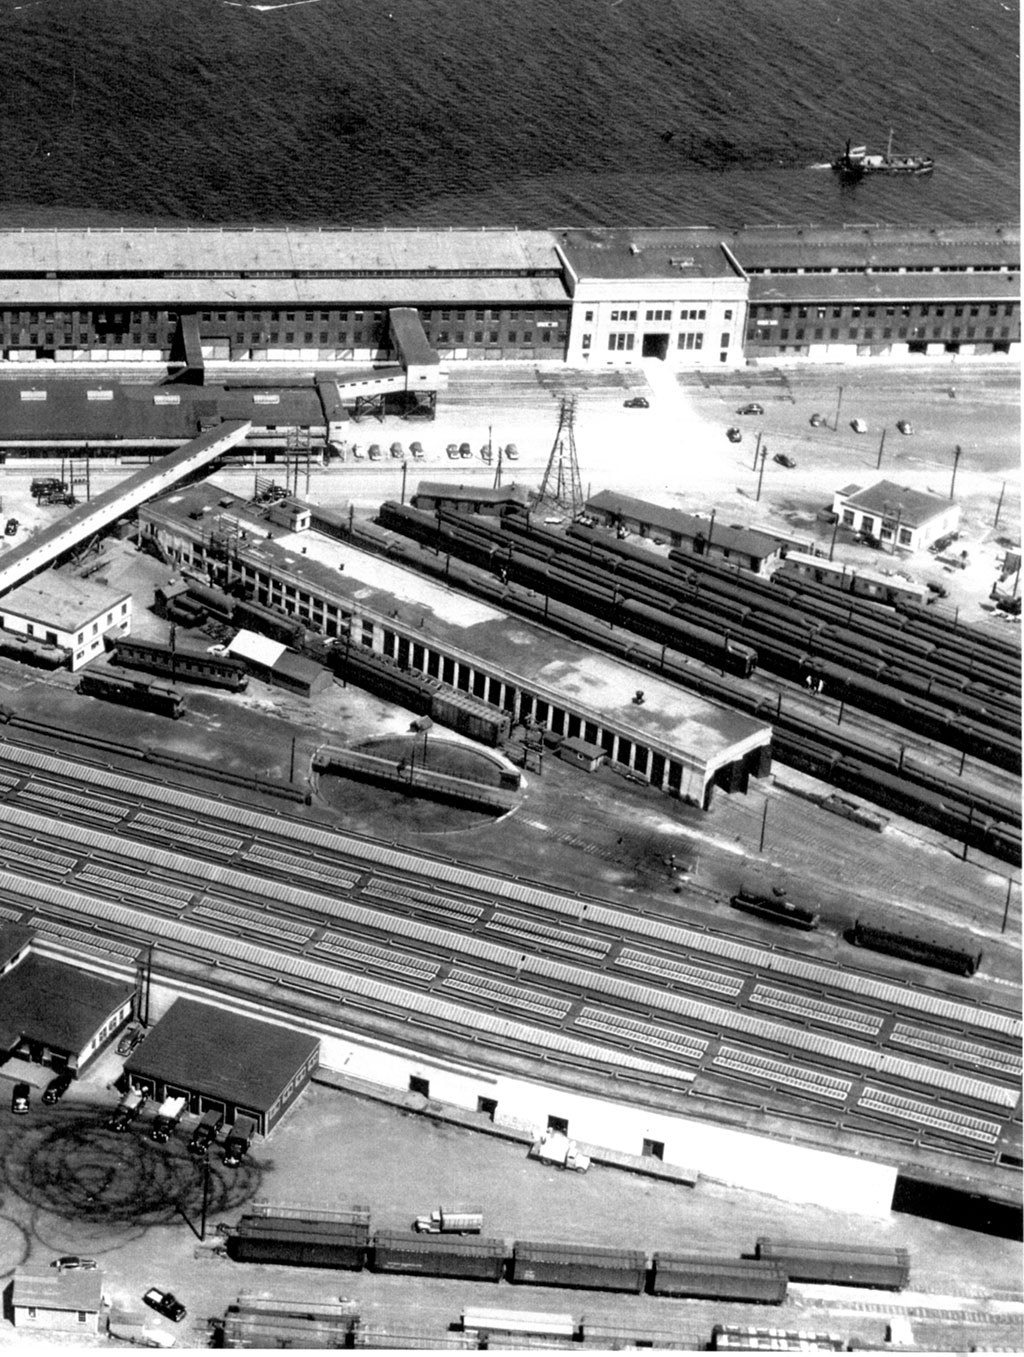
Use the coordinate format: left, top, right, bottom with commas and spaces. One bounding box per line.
0, 0, 1018, 226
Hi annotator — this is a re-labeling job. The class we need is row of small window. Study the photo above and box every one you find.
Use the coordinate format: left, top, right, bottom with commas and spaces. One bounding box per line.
427, 331, 554, 345
599, 308, 710, 323
7, 604, 128, 643
751, 325, 1014, 343
753, 302, 1015, 320
429, 309, 560, 322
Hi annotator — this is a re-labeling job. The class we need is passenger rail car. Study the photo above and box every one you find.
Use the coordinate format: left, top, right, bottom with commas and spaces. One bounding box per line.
111, 637, 248, 691
753, 1239, 910, 1290
848, 917, 983, 977
78, 671, 184, 719
233, 597, 306, 647
730, 889, 820, 931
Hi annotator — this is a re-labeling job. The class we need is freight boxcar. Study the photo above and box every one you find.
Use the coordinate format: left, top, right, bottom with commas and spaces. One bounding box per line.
754, 1238, 910, 1290
229, 1215, 369, 1270
371, 1230, 506, 1282
431, 688, 511, 746
78, 670, 184, 719
848, 917, 982, 977
650, 1255, 787, 1304
510, 1241, 647, 1294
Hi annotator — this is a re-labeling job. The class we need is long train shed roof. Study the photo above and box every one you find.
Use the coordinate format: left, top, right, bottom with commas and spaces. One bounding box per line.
141, 482, 770, 793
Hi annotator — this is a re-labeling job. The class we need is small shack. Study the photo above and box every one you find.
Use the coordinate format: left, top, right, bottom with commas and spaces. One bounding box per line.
557, 736, 607, 773
12, 1266, 103, 1334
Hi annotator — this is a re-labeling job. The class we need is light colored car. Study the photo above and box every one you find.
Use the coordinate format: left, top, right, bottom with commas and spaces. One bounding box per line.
851, 418, 868, 434
896, 419, 914, 435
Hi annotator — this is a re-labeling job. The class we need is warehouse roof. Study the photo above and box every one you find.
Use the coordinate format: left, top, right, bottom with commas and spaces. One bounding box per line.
0, 920, 34, 971
0, 953, 132, 1052
587, 490, 785, 561
835, 480, 956, 528
0, 227, 566, 276
748, 271, 1018, 305
729, 222, 1020, 271
124, 998, 319, 1111
227, 629, 287, 668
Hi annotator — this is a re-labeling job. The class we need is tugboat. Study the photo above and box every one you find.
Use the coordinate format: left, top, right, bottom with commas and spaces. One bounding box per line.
832, 130, 934, 178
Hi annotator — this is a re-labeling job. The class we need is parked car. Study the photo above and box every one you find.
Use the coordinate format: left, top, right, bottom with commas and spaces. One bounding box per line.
896, 419, 914, 435
737, 402, 764, 415
50, 1256, 97, 1272
503, 443, 519, 460
809, 412, 825, 427
116, 1025, 144, 1057
42, 1072, 74, 1105
458, 442, 473, 459
4, 518, 18, 536
726, 426, 742, 443
624, 396, 649, 408
10, 1082, 30, 1115
773, 453, 797, 468
851, 418, 868, 434
926, 580, 949, 598
143, 1289, 187, 1323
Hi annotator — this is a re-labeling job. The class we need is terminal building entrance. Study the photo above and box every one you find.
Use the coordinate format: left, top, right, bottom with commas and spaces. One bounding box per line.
642, 332, 670, 359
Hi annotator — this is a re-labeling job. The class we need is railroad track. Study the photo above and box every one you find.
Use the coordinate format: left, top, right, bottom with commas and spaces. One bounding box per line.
0, 742, 1019, 1168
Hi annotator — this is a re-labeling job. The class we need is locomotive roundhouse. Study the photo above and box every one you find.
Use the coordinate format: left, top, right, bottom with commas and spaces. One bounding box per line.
137, 481, 772, 808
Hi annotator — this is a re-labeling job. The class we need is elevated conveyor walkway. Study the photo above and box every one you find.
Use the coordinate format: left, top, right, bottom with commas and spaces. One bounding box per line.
0, 420, 251, 598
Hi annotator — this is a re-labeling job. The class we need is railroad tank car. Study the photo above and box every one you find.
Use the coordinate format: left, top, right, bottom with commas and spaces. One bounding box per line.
649, 1255, 787, 1304
111, 637, 249, 691
0, 635, 68, 669
510, 1241, 647, 1294
185, 581, 236, 621
753, 1238, 910, 1290
232, 597, 306, 647
848, 916, 983, 977
371, 1230, 506, 1283
78, 671, 184, 719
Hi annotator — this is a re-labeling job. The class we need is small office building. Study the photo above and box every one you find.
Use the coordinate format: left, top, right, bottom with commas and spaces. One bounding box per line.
831, 480, 961, 552
585, 491, 786, 575
0, 571, 132, 670
123, 998, 320, 1136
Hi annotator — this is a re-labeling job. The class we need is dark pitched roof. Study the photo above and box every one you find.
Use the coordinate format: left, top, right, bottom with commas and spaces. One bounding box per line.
125, 998, 319, 1111
0, 953, 132, 1051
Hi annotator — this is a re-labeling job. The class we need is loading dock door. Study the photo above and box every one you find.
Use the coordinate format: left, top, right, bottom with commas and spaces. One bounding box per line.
642, 333, 669, 360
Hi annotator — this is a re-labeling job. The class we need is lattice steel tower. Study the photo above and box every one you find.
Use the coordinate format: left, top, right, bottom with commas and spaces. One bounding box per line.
537, 395, 584, 517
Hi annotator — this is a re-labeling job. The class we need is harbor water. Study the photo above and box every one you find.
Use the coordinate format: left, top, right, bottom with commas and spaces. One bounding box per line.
0, 0, 1018, 227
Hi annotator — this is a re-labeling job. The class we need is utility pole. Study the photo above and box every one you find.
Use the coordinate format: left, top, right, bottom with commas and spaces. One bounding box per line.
994, 480, 1006, 529
538, 396, 584, 518
950, 444, 962, 501
758, 798, 769, 854
876, 428, 886, 470
828, 513, 841, 562
755, 446, 768, 502
752, 431, 762, 472
834, 384, 844, 432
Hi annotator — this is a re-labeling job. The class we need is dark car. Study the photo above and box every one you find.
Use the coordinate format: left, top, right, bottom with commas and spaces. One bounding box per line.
143, 1288, 187, 1323
926, 580, 949, 598
10, 1082, 30, 1115
809, 412, 825, 427
737, 402, 764, 415
116, 1024, 144, 1057
726, 426, 742, 443
773, 453, 797, 468
624, 396, 650, 409
51, 1256, 97, 1272
4, 518, 18, 536
896, 419, 914, 435
42, 1072, 74, 1105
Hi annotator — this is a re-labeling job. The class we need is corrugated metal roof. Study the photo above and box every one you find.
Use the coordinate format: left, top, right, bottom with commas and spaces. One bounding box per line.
730, 222, 1019, 268
749, 272, 1017, 304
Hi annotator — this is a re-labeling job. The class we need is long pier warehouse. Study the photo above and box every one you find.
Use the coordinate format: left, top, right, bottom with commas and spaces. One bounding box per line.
0, 223, 1016, 377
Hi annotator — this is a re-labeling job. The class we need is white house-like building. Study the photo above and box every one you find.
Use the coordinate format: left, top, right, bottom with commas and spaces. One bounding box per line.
12, 1266, 103, 1334
831, 480, 961, 553
0, 570, 132, 670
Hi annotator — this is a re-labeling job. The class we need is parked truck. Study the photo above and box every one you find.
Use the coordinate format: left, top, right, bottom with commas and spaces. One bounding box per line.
108, 1086, 148, 1132
529, 1130, 591, 1173
222, 1114, 256, 1167
149, 1095, 187, 1144
188, 1108, 224, 1158
413, 1207, 483, 1235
